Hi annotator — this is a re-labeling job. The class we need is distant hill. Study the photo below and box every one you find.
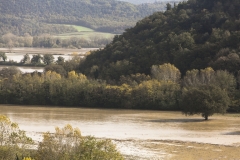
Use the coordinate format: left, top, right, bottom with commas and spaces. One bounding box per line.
0, 0, 174, 36
79, 0, 240, 80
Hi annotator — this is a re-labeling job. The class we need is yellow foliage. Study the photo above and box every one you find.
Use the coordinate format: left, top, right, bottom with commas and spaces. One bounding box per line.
71, 52, 79, 56
45, 70, 61, 80
0, 115, 33, 148
78, 73, 87, 81
200, 67, 214, 73
55, 124, 82, 138
85, 51, 92, 56
68, 71, 87, 82
151, 63, 181, 82
68, 70, 78, 79
138, 80, 161, 95
37, 124, 124, 160
0, 115, 12, 128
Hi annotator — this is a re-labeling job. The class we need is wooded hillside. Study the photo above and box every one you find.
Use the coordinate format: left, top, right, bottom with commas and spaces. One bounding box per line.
79, 0, 240, 80
0, 0, 172, 35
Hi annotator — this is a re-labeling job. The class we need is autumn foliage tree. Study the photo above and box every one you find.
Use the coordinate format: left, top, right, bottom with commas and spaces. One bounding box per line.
0, 115, 33, 160
36, 124, 124, 160
151, 63, 181, 83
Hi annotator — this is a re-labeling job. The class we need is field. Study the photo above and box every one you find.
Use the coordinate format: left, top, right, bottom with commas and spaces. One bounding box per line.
54, 24, 115, 40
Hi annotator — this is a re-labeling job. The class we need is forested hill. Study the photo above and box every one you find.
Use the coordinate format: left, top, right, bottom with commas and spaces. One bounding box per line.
79, 0, 240, 80
0, 0, 173, 35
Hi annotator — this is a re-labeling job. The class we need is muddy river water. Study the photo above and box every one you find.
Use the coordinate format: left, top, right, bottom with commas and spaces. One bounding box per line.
1, 105, 240, 159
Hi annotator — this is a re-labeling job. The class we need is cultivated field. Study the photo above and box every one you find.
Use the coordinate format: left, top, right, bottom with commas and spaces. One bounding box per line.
54, 24, 115, 40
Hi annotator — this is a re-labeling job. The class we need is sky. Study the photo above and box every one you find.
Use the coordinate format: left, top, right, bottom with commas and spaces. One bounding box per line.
117, 0, 183, 5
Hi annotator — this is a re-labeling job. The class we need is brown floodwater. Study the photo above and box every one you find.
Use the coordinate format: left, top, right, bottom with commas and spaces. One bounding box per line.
0, 105, 240, 159
0, 105, 240, 145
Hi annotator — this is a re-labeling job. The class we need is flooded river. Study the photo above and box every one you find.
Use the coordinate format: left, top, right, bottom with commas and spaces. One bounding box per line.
0, 47, 98, 73
1, 105, 240, 159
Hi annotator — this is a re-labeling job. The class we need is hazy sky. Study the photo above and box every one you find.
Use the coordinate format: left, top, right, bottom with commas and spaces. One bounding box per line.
117, 0, 182, 5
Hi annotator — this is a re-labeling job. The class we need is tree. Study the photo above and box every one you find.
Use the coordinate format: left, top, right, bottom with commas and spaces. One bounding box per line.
21, 54, 31, 64
0, 115, 33, 160
181, 85, 230, 120
151, 63, 181, 83
166, 3, 172, 10
0, 52, 7, 62
36, 124, 123, 160
44, 64, 66, 77
183, 68, 236, 91
23, 33, 33, 47
31, 54, 43, 64
0, 67, 21, 78
56, 56, 65, 65
2, 33, 16, 52
43, 54, 54, 65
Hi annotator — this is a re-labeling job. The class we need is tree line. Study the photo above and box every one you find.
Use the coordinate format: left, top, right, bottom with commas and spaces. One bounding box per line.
0, 63, 237, 120
0, 33, 113, 49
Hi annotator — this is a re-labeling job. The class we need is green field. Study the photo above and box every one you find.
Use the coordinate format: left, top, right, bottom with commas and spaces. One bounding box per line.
54, 25, 115, 40
65, 25, 94, 32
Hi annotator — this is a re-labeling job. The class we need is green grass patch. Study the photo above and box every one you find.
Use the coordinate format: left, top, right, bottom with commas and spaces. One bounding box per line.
65, 25, 94, 32
56, 32, 114, 39
54, 24, 115, 40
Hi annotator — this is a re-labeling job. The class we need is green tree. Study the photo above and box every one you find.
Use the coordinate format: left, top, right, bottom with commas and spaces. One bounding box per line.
43, 54, 54, 65
56, 56, 65, 65
166, 3, 172, 10
31, 54, 43, 65
181, 85, 230, 120
21, 54, 31, 64
0, 52, 7, 62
